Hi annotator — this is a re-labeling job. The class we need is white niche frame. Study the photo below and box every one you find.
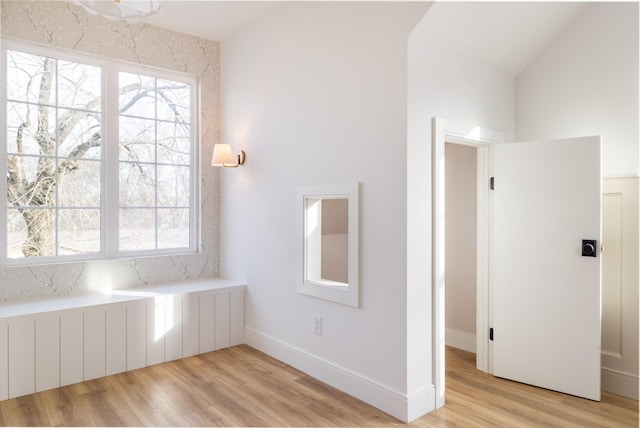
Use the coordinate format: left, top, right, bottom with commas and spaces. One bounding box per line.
296, 182, 359, 307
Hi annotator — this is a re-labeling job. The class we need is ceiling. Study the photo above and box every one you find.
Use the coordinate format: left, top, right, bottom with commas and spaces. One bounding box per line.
420, 1, 589, 76
143, 1, 281, 42
132, 1, 587, 76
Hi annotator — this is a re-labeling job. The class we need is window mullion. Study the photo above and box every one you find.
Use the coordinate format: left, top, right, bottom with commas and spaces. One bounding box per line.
103, 64, 119, 257
0, 45, 8, 263
54, 59, 60, 257
154, 78, 159, 250
190, 82, 199, 251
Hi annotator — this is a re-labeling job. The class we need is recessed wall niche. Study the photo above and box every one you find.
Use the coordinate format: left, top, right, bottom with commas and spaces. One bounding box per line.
296, 182, 359, 307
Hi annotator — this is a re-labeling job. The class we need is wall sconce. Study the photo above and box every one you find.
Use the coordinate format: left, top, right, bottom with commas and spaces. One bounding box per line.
212, 144, 246, 168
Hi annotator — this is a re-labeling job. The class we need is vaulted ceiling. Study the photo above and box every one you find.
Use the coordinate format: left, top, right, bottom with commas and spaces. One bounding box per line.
141, 1, 587, 76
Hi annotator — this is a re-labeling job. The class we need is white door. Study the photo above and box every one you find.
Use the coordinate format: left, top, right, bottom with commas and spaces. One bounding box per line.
492, 136, 601, 401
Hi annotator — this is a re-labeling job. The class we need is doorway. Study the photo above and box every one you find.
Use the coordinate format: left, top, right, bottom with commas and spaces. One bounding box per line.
444, 143, 477, 357
433, 118, 604, 407
432, 118, 501, 408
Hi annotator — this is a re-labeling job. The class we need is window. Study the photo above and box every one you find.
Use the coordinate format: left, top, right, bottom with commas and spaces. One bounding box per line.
2, 43, 198, 264
118, 71, 194, 252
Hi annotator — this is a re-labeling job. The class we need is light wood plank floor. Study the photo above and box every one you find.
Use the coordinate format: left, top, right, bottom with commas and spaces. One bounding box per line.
0, 345, 636, 427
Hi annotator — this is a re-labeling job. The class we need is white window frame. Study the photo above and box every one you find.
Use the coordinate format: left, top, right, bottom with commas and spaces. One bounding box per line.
296, 182, 359, 307
1, 40, 200, 266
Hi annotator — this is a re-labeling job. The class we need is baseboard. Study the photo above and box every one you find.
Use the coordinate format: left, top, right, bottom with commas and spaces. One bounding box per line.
602, 367, 639, 400
445, 328, 476, 353
244, 327, 435, 423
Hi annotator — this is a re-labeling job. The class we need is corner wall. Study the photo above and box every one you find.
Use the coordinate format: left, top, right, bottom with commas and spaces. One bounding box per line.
220, 1, 431, 422
516, 2, 639, 177
407, 1, 516, 409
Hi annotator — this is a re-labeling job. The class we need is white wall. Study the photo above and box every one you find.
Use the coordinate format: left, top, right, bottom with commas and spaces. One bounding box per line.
220, 1, 430, 421
220, 0, 638, 418
516, 2, 639, 177
407, 0, 515, 408
444, 143, 477, 352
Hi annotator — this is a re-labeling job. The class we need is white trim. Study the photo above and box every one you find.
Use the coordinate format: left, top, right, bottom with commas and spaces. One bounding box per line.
602, 174, 640, 179
104, 62, 119, 257
601, 367, 639, 400
0, 43, 8, 263
2, 39, 107, 69
476, 140, 493, 374
244, 327, 435, 423
406, 386, 437, 423
296, 182, 359, 307
445, 328, 476, 353
432, 118, 502, 409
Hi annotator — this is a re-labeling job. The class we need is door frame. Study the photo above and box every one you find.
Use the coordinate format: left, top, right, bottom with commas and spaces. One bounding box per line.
432, 118, 502, 408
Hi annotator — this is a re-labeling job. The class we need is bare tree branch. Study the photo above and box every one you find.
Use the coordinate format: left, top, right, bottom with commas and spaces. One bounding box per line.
35, 57, 55, 156
59, 132, 101, 174
119, 82, 152, 115
6, 51, 192, 257
57, 99, 100, 144
156, 83, 189, 124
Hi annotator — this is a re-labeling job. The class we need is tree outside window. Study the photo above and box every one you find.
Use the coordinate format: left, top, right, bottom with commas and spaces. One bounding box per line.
4, 47, 196, 262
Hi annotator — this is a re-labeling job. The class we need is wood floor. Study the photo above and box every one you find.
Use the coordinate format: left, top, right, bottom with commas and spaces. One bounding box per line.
0, 345, 636, 427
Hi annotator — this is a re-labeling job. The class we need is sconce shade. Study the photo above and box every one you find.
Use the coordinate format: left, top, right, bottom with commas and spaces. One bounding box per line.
212, 144, 235, 166
212, 144, 246, 168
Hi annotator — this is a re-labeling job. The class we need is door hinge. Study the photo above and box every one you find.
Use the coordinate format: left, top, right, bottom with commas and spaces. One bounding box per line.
490, 177, 495, 190
489, 327, 494, 341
